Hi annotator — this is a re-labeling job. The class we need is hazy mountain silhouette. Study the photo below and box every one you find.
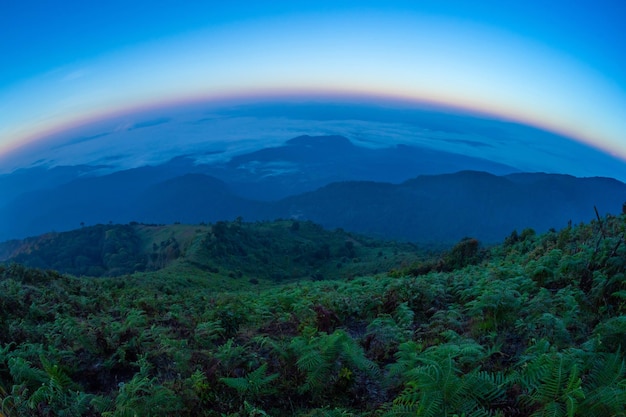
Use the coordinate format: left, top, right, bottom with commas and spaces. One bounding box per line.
1, 136, 623, 243
134, 173, 265, 224
272, 171, 626, 242
0, 165, 103, 202
201, 135, 518, 200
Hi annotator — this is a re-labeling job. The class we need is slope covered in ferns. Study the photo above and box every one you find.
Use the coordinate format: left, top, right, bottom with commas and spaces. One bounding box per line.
0, 215, 625, 416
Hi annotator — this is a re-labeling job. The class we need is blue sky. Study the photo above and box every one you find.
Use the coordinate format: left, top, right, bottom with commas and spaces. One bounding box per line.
1, 0, 625, 165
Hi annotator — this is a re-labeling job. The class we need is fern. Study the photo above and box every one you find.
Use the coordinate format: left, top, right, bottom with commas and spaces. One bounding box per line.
516, 349, 585, 417
194, 320, 225, 347
40, 356, 74, 394
290, 329, 378, 399
466, 371, 508, 406
214, 338, 249, 375
393, 302, 415, 331
299, 406, 357, 417
378, 402, 421, 417
7, 357, 47, 389
578, 351, 626, 416
390, 358, 486, 415
61, 391, 94, 417
99, 372, 182, 417
592, 316, 626, 351
220, 363, 278, 397
385, 339, 508, 417
412, 389, 444, 417
8, 355, 96, 417
386, 341, 424, 383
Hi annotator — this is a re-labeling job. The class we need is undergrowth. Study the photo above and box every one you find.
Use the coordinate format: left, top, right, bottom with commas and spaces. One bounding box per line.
0, 215, 625, 416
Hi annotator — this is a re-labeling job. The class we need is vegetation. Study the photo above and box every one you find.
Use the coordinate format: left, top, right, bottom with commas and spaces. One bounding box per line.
0, 215, 625, 416
0, 220, 425, 283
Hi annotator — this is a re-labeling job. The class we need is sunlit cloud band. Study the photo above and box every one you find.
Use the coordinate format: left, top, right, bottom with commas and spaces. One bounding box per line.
1, 12, 624, 160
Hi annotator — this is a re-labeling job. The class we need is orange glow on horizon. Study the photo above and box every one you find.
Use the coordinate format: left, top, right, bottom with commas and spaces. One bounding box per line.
2, 87, 623, 166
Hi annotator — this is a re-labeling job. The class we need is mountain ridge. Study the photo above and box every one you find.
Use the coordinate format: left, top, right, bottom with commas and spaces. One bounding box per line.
1, 135, 624, 242
1, 169, 624, 245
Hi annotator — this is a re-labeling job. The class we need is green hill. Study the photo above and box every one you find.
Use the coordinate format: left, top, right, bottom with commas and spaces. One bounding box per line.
0, 220, 428, 287
0, 216, 625, 416
0, 222, 200, 277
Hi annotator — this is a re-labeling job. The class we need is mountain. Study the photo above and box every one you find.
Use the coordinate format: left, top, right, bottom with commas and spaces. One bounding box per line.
0, 164, 181, 240
0, 135, 519, 240
201, 134, 518, 200
1, 136, 624, 243
0, 164, 104, 203
1, 168, 624, 246
272, 171, 626, 243
131, 173, 265, 224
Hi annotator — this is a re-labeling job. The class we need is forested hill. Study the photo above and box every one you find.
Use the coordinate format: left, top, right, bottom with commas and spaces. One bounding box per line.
0, 220, 427, 281
0, 214, 624, 416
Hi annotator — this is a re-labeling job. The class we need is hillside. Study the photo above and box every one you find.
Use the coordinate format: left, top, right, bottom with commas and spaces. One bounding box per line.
0, 214, 624, 416
0, 223, 209, 277
0, 220, 427, 283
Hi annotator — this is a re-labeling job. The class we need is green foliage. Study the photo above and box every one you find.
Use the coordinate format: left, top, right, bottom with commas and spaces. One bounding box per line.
2, 220, 425, 290
578, 351, 626, 416
383, 338, 503, 417
441, 237, 484, 271
95, 360, 183, 417
0, 215, 625, 416
592, 316, 626, 352
221, 363, 278, 397
1, 354, 95, 417
518, 350, 585, 417
290, 328, 379, 401
7, 224, 146, 277
390, 237, 485, 277
194, 320, 225, 348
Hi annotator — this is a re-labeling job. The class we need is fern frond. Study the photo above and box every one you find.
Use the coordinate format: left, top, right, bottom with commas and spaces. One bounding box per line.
245, 363, 278, 396
221, 363, 278, 397
27, 385, 51, 410
587, 351, 625, 388
194, 320, 225, 344
387, 341, 423, 383
529, 401, 562, 417
90, 395, 115, 414
7, 357, 47, 388
378, 402, 418, 417
581, 386, 626, 416
40, 356, 73, 393
536, 356, 567, 402
64, 391, 94, 417
467, 370, 508, 404
393, 302, 415, 330
297, 350, 325, 373
415, 393, 443, 417
579, 351, 626, 416
393, 381, 422, 407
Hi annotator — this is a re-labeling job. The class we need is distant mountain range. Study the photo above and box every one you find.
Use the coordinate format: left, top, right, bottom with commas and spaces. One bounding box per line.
274, 171, 626, 242
202, 135, 517, 200
1, 135, 624, 243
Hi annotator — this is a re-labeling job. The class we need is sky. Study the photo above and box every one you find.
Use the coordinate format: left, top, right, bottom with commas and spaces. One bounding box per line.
1, 0, 625, 166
